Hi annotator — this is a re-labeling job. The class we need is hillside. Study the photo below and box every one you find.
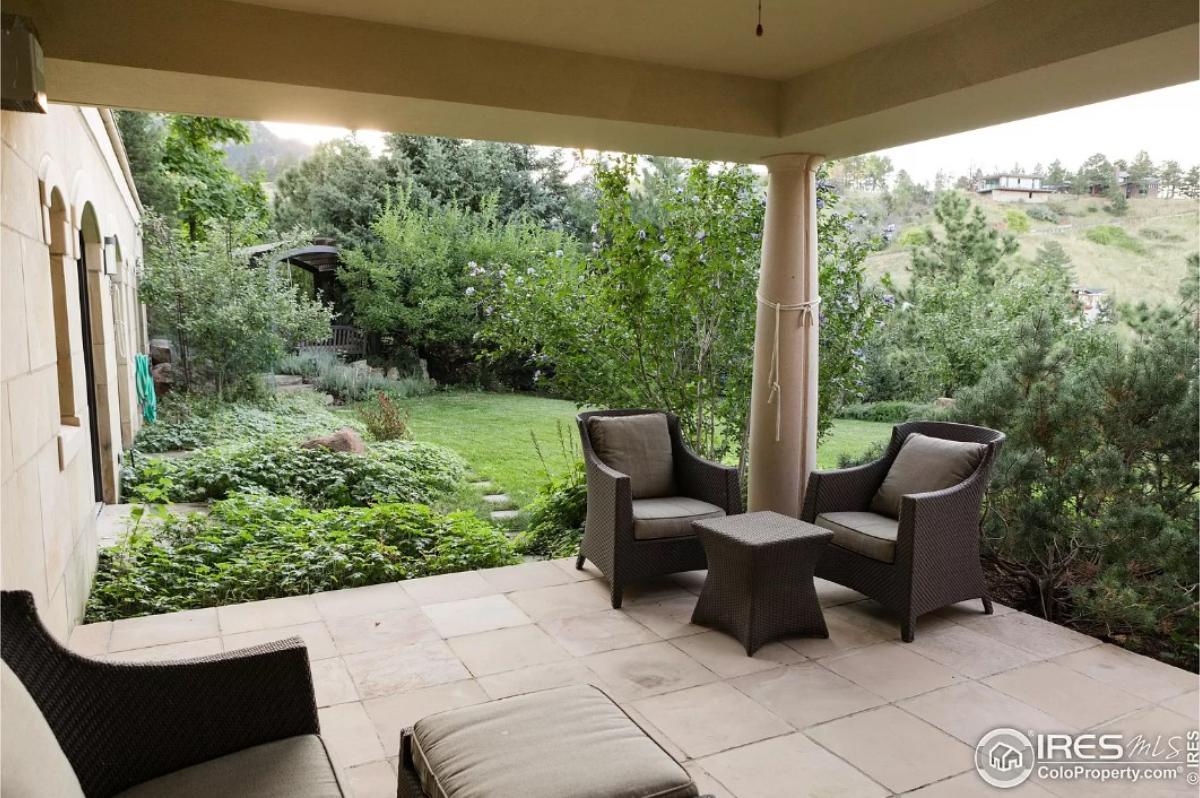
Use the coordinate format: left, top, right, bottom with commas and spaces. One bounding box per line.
862, 194, 1198, 307
222, 122, 313, 181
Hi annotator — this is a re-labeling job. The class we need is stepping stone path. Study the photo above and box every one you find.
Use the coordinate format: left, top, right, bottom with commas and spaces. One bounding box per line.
478, 490, 520, 524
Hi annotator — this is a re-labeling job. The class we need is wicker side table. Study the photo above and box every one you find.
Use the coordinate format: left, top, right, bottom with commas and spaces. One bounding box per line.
691, 511, 833, 655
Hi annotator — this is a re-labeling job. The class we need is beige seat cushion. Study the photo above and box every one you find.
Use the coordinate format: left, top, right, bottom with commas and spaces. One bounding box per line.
587, 414, 677, 499
815, 511, 900, 563
870, 432, 986, 518
411, 684, 697, 798
632, 497, 725, 540
1, 661, 85, 798
116, 735, 342, 798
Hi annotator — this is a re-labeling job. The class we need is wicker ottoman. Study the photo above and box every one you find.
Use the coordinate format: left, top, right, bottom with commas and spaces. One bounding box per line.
691, 511, 833, 655
397, 684, 701, 798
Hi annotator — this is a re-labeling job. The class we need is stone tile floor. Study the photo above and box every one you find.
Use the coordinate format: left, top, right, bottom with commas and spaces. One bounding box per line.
69, 559, 1198, 797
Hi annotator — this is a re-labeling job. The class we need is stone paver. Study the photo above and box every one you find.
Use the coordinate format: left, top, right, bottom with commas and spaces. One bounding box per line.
633, 682, 792, 758
82, 561, 1197, 798
822, 642, 962, 701
448, 624, 571, 675
107, 607, 220, 652
481, 493, 510, 505
421, 594, 531, 638
489, 509, 519, 521
984, 661, 1147, 729
806, 705, 973, 793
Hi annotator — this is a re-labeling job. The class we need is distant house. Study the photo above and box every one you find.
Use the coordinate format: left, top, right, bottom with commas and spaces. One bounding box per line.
976, 174, 1053, 203
1088, 171, 1160, 198
1072, 287, 1109, 323
1119, 175, 1160, 199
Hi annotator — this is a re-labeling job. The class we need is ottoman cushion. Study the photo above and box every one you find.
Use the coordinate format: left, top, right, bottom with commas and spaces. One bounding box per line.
409, 685, 697, 798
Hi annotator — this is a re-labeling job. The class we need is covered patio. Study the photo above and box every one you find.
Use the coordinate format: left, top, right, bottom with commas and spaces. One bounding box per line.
4, 1, 1198, 796
68, 559, 1198, 797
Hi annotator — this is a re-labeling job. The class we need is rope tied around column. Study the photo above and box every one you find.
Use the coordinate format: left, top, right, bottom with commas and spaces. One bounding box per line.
756, 291, 821, 442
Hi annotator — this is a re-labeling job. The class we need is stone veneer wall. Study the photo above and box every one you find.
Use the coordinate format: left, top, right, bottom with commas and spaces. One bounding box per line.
1, 104, 145, 638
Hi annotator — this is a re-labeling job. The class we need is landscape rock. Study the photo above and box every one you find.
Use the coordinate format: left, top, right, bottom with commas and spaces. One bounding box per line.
933, 397, 956, 410
300, 427, 366, 454
149, 338, 173, 365
151, 362, 174, 396
386, 367, 400, 380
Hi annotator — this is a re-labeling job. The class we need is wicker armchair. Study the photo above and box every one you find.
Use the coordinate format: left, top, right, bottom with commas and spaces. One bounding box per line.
576, 410, 742, 608
801, 421, 1005, 642
0, 590, 340, 797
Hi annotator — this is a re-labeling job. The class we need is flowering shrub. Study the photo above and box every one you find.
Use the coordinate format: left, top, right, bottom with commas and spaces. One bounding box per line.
86, 494, 518, 620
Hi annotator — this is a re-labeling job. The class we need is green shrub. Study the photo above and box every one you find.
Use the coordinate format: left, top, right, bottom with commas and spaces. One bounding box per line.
1138, 227, 1185, 243
133, 392, 364, 452
357, 392, 411, 440
836, 401, 934, 423
516, 461, 586, 558
1085, 225, 1145, 254
1004, 209, 1031, 234
1025, 204, 1059, 223
122, 439, 465, 508
86, 494, 518, 620
277, 350, 430, 403
896, 227, 931, 247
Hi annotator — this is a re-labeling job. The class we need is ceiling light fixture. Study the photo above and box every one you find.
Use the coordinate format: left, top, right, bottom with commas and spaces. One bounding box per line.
756, 0, 764, 36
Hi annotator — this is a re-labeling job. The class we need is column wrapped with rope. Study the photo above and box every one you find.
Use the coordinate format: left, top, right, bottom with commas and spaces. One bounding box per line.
747, 153, 823, 517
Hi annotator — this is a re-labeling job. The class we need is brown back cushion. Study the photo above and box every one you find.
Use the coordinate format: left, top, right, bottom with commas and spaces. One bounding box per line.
870, 432, 987, 518
587, 414, 677, 499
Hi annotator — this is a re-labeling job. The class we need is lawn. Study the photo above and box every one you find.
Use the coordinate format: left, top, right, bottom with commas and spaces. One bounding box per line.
405, 391, 891, 508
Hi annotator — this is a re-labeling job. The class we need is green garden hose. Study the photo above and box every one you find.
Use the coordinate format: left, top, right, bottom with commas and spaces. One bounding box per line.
135, 353, 157, 423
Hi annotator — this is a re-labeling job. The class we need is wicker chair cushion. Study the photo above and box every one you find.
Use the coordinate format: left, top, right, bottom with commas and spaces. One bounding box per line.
1, 662, 85, 798
410, 684, 697, 798
632, 497, 725, 540
870, 432, 986, 518
114, 735, 342, 798
815, 511, 899, 563
587, 414, 678, 499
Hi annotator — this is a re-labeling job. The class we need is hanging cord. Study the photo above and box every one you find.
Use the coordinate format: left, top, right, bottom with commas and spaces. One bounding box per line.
757, 292, 821, 441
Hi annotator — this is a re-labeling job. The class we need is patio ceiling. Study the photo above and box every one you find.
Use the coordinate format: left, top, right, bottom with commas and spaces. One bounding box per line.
10, 0, 1199, 162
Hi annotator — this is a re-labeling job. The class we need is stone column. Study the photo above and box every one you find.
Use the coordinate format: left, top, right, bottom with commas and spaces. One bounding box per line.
747, 153, 822, 516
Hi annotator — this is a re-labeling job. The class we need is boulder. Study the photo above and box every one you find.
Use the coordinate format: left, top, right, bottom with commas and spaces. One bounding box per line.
385, 367, 400, 380
151, 362, 174, 397
933, 397, 956, 410
300, 427, 366, 454
149, 338, 173, 365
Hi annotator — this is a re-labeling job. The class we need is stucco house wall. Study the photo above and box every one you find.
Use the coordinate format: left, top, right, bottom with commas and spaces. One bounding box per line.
982, 188, 1052, 203
1, 103, 145, 637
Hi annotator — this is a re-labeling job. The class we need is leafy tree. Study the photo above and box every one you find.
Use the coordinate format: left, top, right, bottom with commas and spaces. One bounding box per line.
1159, 160, 1183, 198
1045, 159, 1069, 189
337, 189, 569, 383
910, 191, 1017, 286
1075, 153, 1114, 195
1181, 166, 1200, 199
273, 137, 391, 250
861, 154, 894, 191
161, 116, 269, 241
476, 157, 884, 476
140, 215, 332, 396
384, 135, 593, 235
1127, 149, 1156, 181
115, 111, 179, 217
885, 170, 932, 218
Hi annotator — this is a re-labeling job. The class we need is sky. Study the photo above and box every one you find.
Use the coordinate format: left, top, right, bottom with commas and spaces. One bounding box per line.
263, 81, 1200, 186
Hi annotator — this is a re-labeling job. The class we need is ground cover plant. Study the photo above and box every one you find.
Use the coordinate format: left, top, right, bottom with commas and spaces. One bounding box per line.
132, 391, 363, 452
275, 350, 431, 403
87, 494, 517, 620
122, 439, 465, 508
